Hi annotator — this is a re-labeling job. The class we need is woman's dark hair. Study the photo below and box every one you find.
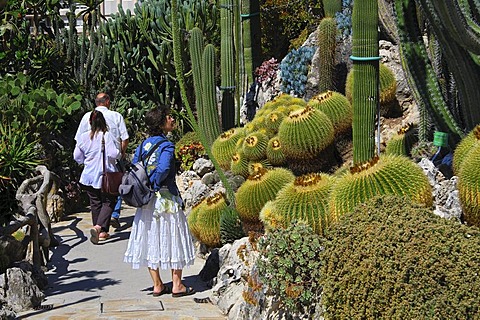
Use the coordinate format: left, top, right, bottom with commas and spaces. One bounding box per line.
89, 110, 108, 139
145, 105, 170, 136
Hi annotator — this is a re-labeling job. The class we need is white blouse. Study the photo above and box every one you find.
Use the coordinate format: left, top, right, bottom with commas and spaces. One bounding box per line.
73, 131, 120, 189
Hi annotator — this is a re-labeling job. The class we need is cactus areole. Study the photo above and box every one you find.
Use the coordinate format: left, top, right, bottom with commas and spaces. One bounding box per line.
351, 0, 380, 165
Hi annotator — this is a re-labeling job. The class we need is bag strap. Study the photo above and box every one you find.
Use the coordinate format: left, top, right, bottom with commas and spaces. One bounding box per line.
140, 138, 166, 177
101, 133, 106, 175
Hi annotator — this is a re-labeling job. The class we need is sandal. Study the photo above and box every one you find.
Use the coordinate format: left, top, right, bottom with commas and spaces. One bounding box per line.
99, 232, 110, 241
152, 285, 172, 297
172, 287, 196, 298
89, 228, 99, 245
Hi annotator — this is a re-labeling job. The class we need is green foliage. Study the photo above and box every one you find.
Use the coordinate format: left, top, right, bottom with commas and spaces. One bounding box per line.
174, 131, 206, 172
329, 155, 433, 218
321, 195, 480, 319
257, 221, 323, 317
220, 206, 245, 245
235, 168, 295, 223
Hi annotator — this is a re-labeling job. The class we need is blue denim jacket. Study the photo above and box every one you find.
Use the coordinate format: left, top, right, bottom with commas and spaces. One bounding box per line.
132, 135, 179, 196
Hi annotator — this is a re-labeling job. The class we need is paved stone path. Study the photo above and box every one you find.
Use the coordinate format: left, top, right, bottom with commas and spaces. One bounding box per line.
16, 205, 226, 319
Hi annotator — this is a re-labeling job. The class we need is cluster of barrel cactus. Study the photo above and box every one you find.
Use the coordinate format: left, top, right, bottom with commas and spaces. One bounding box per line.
453, 125, 480, 227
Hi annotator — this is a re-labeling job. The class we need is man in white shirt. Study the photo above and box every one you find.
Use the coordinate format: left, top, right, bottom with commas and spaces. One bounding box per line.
75, 93, 129, 228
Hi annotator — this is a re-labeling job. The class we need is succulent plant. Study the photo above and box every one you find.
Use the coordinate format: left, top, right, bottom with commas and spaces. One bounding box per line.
261, 173, 337, 235
384, 123, 419, 156
329, 155, 433, 219
187, 192, 228, 248
264, 110, 286, 135
230, 151, 249, 178
308, 91, 353, 135
242, 130, 269, 161
266, 136, 287, 166
457, 145, 480, 227
236, 167, 295, 223
279, 46, 317, 96
211, 127, 245, 170
278, 105, 335, 159
453, 125, 480, 174
248, 159, 274, 175
220, 206, 245, 245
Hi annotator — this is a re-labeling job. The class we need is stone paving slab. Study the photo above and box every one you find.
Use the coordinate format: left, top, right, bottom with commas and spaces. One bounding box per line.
16, 205, 226, 320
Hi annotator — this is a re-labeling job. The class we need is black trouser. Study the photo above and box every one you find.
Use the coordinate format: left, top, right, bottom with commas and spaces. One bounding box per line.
83, 185, 116, 233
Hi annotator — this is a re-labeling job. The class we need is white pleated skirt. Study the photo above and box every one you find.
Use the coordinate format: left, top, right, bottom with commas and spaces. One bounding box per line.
124, 191, 195, 270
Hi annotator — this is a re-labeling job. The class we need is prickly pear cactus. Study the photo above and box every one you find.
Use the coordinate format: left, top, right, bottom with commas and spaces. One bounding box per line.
329, 155, 433, 219
236, 168, 295, 223
211, 127, 245, 170
261, 173, 337, 235
308, 91, 353, 135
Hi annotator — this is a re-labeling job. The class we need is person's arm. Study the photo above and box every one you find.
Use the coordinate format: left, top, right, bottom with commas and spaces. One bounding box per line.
74, 113, 91, 142
121, 138, 129, 159
73, 142, 85, 164
154, 143, 174, 186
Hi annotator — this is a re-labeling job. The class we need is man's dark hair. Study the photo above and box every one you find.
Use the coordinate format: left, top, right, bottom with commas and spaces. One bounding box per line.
145, 105, 170, 136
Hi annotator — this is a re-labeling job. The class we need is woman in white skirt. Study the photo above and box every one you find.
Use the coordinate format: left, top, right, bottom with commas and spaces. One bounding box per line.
124, 105, 196, 297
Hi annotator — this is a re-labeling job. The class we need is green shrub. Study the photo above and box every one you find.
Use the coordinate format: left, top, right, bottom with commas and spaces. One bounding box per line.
257, 221, 323, 318
174, 131, 206, 172
321, 195, 480, 320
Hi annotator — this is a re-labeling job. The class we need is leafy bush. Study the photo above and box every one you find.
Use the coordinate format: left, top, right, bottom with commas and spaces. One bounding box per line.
257, 221, 323, 318
175, 131, 206, 171
321, 195, 480, 319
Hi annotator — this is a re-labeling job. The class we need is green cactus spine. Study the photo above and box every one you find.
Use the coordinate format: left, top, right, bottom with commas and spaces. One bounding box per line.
236, 168, 295, 223
220, 206, 246, 245
457, 145, 480, 227
241, 0, 261, 85
211, 127, 245, 170
189, 28, 206, 136
317, 17, 337, 93
187, 193, 228, 248
220, 0, 236, 130
266, 136, 287, 166
248, 159, 273, 175
264, 110, 286, 136
242, 131, 269, 161
453, 125, 480, 174
329, 155, 433, 219
262, 173, 337, 235
351, 0, 379, 164
230, 151, 249, 178
323, 0, 342, 18
385, 124, 418, 156
201, 44, 221, 146
308, 91, 353, 135
278, 106, 335, 159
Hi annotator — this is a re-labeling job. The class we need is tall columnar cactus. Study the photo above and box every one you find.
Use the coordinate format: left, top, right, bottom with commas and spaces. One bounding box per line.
260, 173, 337, 235
394, 0, 469, 143
241, 0, 262, 85
171, 0, 236, 205
220, 0, 236, 130
201, 44, 222, 145
329, 155, 433, 219
317, 17, 337, 93
235, 168, 295, 224
351, 0, 379, 164
189, 27, 205, 129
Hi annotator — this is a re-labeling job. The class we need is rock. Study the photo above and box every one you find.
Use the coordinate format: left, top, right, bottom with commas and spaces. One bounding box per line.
0, 267, 44, 312
182, 180, 209, 209
193, 158, 215, 177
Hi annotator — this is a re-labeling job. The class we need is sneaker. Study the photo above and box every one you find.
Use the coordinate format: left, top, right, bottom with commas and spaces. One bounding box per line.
111, 217, 120, 229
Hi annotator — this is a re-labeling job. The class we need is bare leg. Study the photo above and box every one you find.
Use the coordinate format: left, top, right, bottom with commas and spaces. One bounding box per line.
148, 267, 165, 293
171, 269, 186, 293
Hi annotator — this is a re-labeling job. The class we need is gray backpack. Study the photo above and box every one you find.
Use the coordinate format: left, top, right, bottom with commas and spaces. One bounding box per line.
118, 139, 165, 207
